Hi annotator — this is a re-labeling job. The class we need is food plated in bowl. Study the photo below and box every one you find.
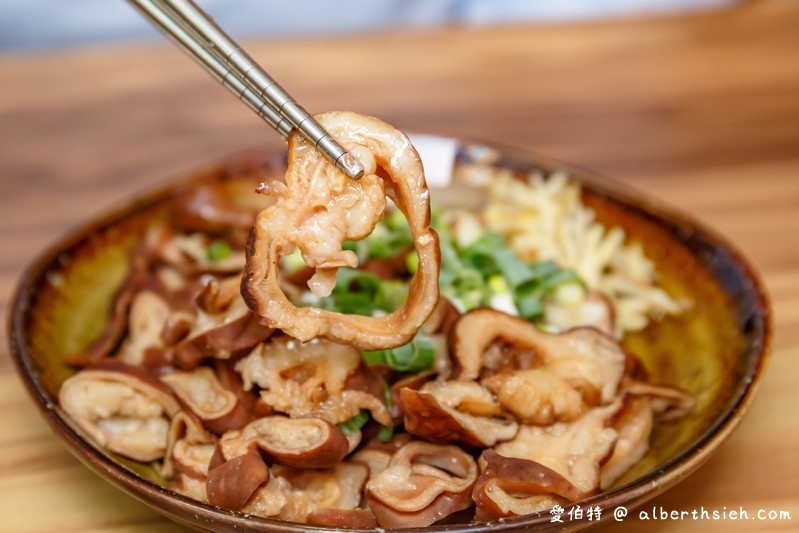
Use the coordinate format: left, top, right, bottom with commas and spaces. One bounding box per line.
8, 119, 769, 531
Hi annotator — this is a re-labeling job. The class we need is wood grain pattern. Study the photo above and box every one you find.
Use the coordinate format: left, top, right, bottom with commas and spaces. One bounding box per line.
1, 1, 798, 531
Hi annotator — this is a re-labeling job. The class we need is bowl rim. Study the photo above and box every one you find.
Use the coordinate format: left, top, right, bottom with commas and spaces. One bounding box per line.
6, 138, 772, 532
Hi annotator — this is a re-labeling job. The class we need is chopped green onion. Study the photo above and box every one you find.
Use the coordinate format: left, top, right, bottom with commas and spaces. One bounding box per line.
488, 274, 510, 295
378, 424, 394, 443
385, 332, 436, 372
513, 266, 583, 320
335, 268, 382, 291
362, 331, 436, 373
405, 250, 419, 274
360, 349, 386, 366
526, 259, 562, 278
456, 288, 485, 310
337, 410, 370, 436
206, 241, 232, 262
382, 381, 392, 409
553, 282, 585, 305
515, 288, 546, 320
312, 268, 414, 316
496, 249, 541, 287
360, 346, 391, 367
342, 208, 413, 261
341, 239, 369, 263
384, 208, 409, 231
301, 202, 583, 327
536, 322, 561, 334
453, 228, 585, 320
316, 269, 383, 315
378, 382, 395, 442
375, 280, 408, 312
539, 269, 583, 293
279, 248, 305, 274
460, 232, 505, 274
437, 233, 463, 288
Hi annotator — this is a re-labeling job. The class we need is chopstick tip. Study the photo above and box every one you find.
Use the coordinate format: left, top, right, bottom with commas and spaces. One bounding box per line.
337, 152, 364, 180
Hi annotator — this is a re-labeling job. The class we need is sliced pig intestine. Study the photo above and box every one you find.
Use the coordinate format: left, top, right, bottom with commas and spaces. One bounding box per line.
451, 308, 626, 407
243, 462, 369, 522
171, 182, 257, 235
218, 416, 349, 469
493, 402, 620, 495
59, 363, 181, 462
160, 411, 217, 479
350, 433, 415, 481
119, 290, 173, 366
171, 276, 275, 368
171, 473, 209, 504
364, 440, 478, 528
160, 367, 251, 434
622, 378, 695, 421
482, 368, 587, 425
473, 448, 588, 521
206, 447, 271, 510
241, 111, 440, 350
400, 381, 518, 448
600, 395, 653, 489
235, 336, 390, 426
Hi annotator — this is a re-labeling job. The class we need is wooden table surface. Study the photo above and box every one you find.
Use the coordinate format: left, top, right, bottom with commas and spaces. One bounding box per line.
1, 1, 797, 531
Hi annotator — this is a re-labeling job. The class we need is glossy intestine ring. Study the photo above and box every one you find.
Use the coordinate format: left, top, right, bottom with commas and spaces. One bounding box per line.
242, 111, 440, 350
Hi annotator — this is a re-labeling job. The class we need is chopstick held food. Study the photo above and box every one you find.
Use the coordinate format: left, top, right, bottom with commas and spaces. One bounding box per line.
242, 111, 441, 350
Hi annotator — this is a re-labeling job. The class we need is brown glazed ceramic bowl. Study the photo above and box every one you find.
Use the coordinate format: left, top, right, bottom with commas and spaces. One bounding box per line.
8, 137, 771, 532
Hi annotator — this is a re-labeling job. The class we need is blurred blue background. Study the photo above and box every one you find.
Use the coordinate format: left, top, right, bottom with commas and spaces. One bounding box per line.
0, 0, 737, 51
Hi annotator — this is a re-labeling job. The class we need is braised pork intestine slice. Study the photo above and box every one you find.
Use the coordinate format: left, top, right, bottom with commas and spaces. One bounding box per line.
160, 411, 217, 479
599, 395, 653, 489
400, 381, 518, 448
243, 462, 369, 523
218, 416, 349, 469
364, 441, 478, 528
160, 367, 251, 434
451, 309, 626, 420
473, 449, 588, 521
119, 290, 172, 366
58, 364, 181, 462
493, 403, 620, 495
235, 336, 391, 426
242, 111, 440, 350
171, 276, 275, 369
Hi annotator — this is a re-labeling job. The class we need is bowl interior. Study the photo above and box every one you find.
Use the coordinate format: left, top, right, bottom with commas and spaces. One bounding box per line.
9, 141, 769, 531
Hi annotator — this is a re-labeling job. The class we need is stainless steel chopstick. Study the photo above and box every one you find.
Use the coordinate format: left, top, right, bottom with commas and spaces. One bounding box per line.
128, 0, 364, 180
129, 0, 292, 136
